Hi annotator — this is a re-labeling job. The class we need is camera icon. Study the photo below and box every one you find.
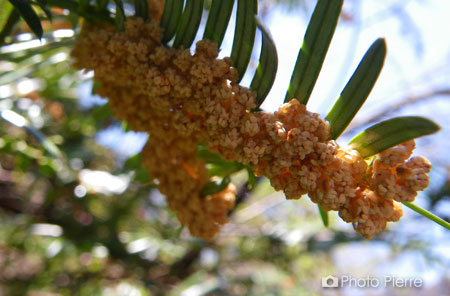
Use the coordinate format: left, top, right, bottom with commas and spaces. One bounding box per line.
322, 275, 339, 288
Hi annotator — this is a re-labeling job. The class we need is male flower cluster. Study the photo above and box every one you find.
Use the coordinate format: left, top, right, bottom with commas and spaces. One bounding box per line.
71, 18, 431, 240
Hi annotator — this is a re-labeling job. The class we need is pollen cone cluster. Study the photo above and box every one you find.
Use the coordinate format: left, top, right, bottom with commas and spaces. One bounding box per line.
71, 18, 432, 240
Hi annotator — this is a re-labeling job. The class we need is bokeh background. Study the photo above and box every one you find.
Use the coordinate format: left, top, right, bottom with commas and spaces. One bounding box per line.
0, 0, 449, 295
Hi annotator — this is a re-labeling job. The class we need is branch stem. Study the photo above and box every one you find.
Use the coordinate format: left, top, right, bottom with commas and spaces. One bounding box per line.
402, 201, 450, 231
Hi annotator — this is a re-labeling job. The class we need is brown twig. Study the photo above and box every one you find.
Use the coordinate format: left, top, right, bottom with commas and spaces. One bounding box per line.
228, 177, 263, 217
346, 88, 450, 134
